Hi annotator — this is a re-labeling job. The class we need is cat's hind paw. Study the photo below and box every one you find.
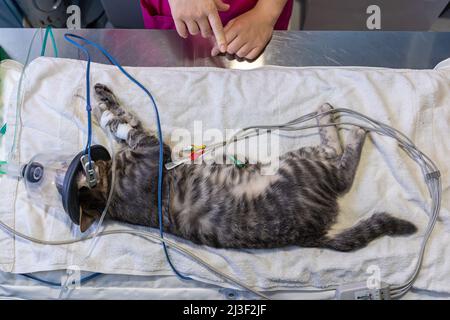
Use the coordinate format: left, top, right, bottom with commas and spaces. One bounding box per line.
318, 103, 334, 114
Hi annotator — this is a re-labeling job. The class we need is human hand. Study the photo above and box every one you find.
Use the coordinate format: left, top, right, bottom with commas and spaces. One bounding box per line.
211, 6, 276, 60
168, 0, 230, 52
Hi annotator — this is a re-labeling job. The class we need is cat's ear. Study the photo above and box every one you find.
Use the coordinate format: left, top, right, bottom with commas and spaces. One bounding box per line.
79, 208, 96, 232
76, 171, 89, 189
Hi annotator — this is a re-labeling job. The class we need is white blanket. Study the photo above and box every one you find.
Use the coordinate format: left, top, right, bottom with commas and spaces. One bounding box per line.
0, 57, 449, 294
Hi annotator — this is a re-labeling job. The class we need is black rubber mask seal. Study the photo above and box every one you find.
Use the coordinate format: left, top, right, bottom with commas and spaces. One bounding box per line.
61, 145, 111, 225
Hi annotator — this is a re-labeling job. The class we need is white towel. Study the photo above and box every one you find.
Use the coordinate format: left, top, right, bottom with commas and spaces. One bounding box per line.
0, 57, 449, 293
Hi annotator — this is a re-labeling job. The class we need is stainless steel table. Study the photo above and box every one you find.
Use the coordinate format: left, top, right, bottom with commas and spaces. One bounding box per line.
0, 29, 449, 69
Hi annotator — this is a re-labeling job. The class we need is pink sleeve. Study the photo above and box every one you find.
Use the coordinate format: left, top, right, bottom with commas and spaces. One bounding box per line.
140, 0, 175, 29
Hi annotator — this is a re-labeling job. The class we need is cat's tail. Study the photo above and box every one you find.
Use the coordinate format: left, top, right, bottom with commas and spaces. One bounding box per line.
321, 212, 417, 252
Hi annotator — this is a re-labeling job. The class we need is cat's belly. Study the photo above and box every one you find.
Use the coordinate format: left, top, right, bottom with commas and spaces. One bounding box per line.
169, 176, 338, 249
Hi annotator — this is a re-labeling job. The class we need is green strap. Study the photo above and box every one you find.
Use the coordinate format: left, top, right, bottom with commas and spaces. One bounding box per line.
40, 26, 59, 57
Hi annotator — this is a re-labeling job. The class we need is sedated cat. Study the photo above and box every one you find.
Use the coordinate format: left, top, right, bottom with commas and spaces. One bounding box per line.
72, 83, 417, 251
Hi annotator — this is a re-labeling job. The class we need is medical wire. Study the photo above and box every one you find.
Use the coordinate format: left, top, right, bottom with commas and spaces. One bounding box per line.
0, 219, 269, 299
2, 30, 260, 292
1, 107, 439, 298
40, 25, 58, 58
1, 31, 255, 294
63, 33, 190, 281
7, 26, 57, 160
52, 118, 120, 289
1, 28, 103, 287
188, 107, 441, 298
22, 271, 101, 287
63, 34, 93, 168
85, 129, 117, 256
8, 28, 39, 161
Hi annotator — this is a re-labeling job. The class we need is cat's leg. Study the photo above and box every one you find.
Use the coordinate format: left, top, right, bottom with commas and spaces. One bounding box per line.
93, 83, 171, 157
93, 83, 154, 149
336, 127, 366, 194
316, 103, 342, 157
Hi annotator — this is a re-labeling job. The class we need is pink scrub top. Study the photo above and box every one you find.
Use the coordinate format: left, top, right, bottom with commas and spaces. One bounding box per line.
140, 0, 293, 31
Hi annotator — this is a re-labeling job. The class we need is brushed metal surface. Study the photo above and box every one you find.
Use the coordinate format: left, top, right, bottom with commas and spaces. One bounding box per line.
0, 29, 449, 69
302, 0, 449, 31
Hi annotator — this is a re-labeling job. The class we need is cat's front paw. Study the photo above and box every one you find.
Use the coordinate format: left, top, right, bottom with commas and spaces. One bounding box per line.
94, 83, 114, 98
94, 83, 120, 108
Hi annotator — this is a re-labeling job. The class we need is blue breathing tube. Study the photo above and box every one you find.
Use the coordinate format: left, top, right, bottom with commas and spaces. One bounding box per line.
63, 34, 191, 281
22, 272, 100, 287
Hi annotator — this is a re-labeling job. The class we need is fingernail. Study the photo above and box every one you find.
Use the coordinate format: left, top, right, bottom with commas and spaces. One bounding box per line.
220, 44, 226, 52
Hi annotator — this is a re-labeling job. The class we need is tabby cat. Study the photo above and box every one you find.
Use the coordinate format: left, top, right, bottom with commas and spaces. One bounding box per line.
73, 83, 417, 251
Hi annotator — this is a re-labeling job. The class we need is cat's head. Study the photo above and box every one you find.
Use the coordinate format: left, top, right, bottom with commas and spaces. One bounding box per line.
55, 160, 111, 232
77, 160, 111, 232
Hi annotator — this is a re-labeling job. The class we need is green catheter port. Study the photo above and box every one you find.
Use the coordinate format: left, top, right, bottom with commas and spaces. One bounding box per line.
228, 155, 246, 168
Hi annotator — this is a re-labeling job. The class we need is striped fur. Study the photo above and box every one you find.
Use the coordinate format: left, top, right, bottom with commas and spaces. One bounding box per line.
75, 84, 417, 251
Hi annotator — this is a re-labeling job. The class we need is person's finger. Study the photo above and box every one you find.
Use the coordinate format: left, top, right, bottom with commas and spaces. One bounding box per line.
227, 36, 245, 55
246, 47, 261, 60
223, 23, 238, 44
211, 46, 220, 56
224, 18, 235, 31
197, 18, 213, 38
214, 0, 230, 11
208, 12, 226, 52
236, 44, 252, 59
174, 19, 188, 38
185, 20, 200, 35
